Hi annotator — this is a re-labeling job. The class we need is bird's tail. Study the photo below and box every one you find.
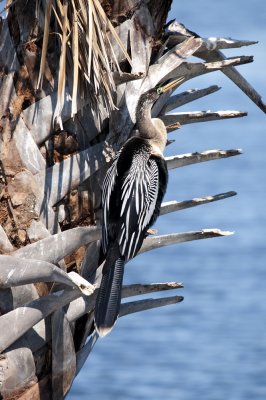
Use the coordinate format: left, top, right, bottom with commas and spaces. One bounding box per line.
94, 256, 125, 337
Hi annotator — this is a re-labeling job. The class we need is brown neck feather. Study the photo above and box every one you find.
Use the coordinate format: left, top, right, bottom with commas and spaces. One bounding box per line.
137, 101, 156, 139
136, 90, 167, 154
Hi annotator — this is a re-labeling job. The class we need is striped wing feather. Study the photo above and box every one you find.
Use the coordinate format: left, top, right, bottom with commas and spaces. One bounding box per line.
101, 153, 120, 254
101, 141, 160, 261
118, 157, 159, 259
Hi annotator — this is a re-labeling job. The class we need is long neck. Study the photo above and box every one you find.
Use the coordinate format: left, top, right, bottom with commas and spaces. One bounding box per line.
136, 98, 167, 155
136, 97, 156, 139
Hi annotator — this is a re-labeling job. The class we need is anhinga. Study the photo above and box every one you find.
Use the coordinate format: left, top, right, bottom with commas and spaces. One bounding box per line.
94, 79, 181, 337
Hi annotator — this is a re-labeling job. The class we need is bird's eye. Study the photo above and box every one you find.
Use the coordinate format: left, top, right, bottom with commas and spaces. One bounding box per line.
157, 87, 163, 95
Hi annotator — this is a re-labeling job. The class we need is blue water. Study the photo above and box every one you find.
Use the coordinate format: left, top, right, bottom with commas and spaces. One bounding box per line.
68, 2, 266, 399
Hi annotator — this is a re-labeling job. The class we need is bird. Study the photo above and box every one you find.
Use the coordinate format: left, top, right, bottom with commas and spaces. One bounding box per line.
94, 79, 181, 337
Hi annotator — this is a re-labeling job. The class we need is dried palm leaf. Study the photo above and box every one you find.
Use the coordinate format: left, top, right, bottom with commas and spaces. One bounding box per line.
37, 0, 52, 89
53, 1, 68, 128
36, 0, 132, 123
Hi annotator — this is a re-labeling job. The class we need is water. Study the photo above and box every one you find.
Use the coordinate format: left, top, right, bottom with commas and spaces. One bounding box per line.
68, 2, 266, 399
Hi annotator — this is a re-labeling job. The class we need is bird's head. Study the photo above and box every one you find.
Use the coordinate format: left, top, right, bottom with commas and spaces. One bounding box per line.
136, 77, 184, 148
139, 77, 184, 107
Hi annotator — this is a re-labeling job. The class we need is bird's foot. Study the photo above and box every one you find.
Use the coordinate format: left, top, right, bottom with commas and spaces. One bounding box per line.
146, 228, 157, 235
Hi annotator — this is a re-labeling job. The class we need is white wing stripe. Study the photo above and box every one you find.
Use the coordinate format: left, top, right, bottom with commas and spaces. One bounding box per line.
101, 153, 120, 254
118, 154, 159, 259
102, 143, 161, 260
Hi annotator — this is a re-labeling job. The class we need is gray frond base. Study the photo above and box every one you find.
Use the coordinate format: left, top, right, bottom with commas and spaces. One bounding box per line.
166, 149, 242, 170
122, 282, 184, 298
160, 191, 237, 215
163, 110, 247, 130
140, 229, 234, 254
120, 295, 184, 317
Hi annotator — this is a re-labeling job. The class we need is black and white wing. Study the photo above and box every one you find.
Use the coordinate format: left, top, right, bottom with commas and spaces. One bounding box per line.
101, 138, 167, 261
101, 153, 120, 254
118, 156, 159, 260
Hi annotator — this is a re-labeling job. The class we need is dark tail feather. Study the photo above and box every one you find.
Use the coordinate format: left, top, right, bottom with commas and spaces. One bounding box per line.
94, 257, 125, 337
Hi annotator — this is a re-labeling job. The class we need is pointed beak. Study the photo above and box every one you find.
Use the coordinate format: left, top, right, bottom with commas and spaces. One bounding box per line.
157, 77, 185, 94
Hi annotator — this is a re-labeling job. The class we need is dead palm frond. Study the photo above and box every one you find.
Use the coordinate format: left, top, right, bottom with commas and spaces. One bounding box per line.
37, 0, 132, 126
